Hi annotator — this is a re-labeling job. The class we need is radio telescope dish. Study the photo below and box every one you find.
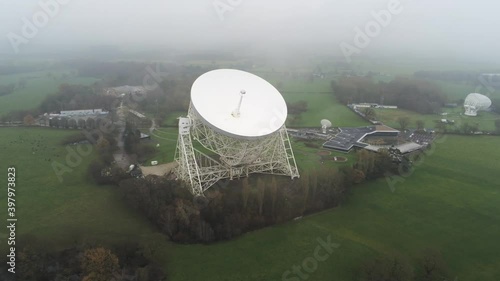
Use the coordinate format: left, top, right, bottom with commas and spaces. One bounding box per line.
191, 69, 287, 139
464, 93, 491, 116
174, 69, 300, 196
320, 119, 332, 134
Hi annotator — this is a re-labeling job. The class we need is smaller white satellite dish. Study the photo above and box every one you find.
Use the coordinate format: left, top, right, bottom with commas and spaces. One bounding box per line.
320, 119, 332, 133
127, 164, 135, 173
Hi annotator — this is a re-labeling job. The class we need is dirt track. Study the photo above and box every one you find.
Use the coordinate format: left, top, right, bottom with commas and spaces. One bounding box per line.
140, 162, 178, 176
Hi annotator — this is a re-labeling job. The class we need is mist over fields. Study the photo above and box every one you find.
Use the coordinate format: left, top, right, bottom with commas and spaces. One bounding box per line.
1, 0, 499, 63
1, 1, 500, 281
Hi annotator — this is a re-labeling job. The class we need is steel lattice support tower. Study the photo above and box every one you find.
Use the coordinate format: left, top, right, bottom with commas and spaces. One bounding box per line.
173, 69, 300, 196
174, 106, 299, 195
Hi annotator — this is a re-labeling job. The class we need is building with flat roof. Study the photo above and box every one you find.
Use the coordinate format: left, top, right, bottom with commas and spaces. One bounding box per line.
322, 125, 429, 154
322, 126, 399, 152
60, 109, 108, 116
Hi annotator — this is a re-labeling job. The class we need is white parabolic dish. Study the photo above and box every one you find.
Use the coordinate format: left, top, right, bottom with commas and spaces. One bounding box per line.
190, 69, 288, 139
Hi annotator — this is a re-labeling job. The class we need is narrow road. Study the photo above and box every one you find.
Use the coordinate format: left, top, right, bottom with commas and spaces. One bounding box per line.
113, 102, 133, 169
149, 117, 156, 134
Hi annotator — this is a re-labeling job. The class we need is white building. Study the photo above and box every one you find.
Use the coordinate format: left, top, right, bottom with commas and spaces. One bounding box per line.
59, 109, 109, 116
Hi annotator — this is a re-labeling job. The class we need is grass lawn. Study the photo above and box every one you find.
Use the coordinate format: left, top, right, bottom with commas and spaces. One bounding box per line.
142, 127, 178, 165
349, 57, 500, 76
154, 77, 369, 128
0, 72, 99, 115
161, 111, 186, 127
163, 135, 500, 281
374, 107, 500, 131
284, 92, 369, 127
262, 77, 369, 128
291, 139, 355, 171
441, 108, 500, 132
434, 80, 478, 101
1, 124, 499, 281
0, 127, 158, 252
374, 108, 443, 129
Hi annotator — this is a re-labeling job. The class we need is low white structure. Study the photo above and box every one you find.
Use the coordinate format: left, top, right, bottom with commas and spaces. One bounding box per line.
105, 85, 147, 97
129, 110, 146, 119
51, 109, 109, 117
351, 103, 398, 109
464, 93, 491, 116
353, 103, 378, 108
364, 142, 423, 154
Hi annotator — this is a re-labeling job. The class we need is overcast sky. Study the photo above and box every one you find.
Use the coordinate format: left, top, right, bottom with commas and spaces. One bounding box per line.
1, 0, 499, 61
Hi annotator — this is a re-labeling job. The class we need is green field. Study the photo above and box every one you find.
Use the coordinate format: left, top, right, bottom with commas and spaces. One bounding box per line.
155, 77, 369, 131
434, 80, 477, 101
262, 76, 369, 127
143, 127, 179, 165
291, 139, 356, 170
369, 75, 500, 131
154, 67, 500, 131
2, 60, 500, 280
260, 69, 500, 130
164, 135, 500, 281
2, 127, 500, 280
375, 107, 500, 131
348, 57, 500, 76
283, 92, 369, 127
0, 71, 98, 115
0, 127, 158, 251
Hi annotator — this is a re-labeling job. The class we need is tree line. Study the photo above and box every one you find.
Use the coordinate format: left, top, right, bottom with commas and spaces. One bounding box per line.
47, 115, 111, 130
123, 121, 156, 163
414, 70, 481, 82
114, 148, 404, 244
332, 77, 448, 114
2, 60, 209, 124
1, 83, 116, 123
0, 63, 48, 75
2, 243, 165, 281
0, 83, 16, 97
40, 84, 116, 113
357, 248, 454, 281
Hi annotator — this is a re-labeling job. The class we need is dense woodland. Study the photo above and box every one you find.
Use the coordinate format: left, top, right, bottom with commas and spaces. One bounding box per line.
0, 64, 48, 75
413, 70, 500, 115
414, 70, 500, 86
110, 148, 404, 243
1, 84, 116, 122
491, 98, 500, 114
1, 243, 165, 281
1, 61, 205, 123
0, 83, 16, 96
331, 77, 448, 114
414, 70, 482, 82
356, 249, 454, 281
73, 60, 204, 121
123, 121, 156, 163
39, 84, 115, 113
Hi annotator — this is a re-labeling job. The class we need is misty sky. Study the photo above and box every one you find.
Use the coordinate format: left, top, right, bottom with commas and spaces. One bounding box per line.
1, 0, 499, 60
